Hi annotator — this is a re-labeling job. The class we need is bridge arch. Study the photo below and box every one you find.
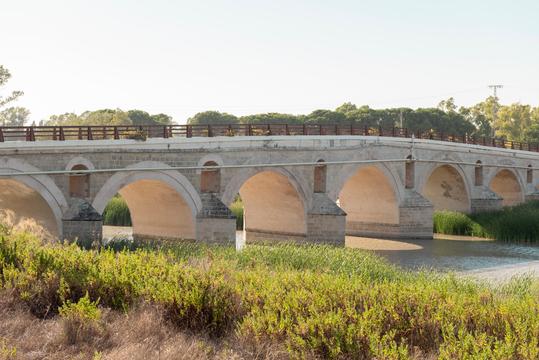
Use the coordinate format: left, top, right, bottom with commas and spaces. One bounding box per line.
93, 161, 201, 240
420, 164, 471, 213
488, 168, 524, 207
333, 164, 401, 231
0, 158, 68, 239
222, 167, 308, 241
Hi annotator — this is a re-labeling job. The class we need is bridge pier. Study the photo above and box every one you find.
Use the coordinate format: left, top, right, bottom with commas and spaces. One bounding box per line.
306, 193, 346, 245
471, 187, 503, 213
345, 190, 433, 239
196, 193, 236, 244
62, 199, 103, 248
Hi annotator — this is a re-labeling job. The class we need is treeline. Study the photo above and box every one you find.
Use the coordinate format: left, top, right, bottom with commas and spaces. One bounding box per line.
39, 109, 173, 127
187, 97, 539, 143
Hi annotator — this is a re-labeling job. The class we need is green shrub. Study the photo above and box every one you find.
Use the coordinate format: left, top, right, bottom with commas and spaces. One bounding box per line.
59, 293, 103, 344
102, 195, 132, 226
1, 226, 539, 358
230, 197, 243, 230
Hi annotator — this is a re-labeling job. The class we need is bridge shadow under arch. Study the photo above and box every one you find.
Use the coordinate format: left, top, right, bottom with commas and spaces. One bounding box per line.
0, 179, 60, 240
93, 163, 201, 241
421, 164, 471, 213
223, 168, 307, 242
337, 165, 400, 236
489, 169, 524, 207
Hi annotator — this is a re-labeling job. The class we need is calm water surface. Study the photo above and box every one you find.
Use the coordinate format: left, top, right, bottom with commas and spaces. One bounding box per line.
346, 235, 539, 271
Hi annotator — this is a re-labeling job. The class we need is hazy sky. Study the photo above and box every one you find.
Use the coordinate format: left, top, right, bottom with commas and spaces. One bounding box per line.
1, 0, 538, 124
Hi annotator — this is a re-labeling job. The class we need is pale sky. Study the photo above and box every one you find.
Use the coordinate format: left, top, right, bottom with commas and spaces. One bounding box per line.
1, 0, 538, 124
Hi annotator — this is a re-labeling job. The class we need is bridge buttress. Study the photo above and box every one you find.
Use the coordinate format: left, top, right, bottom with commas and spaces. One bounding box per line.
470, 187, 503, 213
196, 193, 236, 244
62, 198, 103, 248
306, 193, 346, 246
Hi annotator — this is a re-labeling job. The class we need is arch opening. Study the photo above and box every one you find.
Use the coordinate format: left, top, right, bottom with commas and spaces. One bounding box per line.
490, 169, 523, 207
338, 166, 399, 235
69, 164, 90, 198
231, 170, 307, 242
0, 178, 59, 240
422, 165, 470, 213
101, 179, 196, 241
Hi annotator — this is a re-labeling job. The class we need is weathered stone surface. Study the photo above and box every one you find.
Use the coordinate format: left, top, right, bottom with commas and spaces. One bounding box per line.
1, 135, 539, 246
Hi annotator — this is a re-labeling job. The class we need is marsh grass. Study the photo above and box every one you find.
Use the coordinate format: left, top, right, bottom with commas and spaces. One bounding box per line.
434, 201, 539, 242
229, 196, 243, 230
102, 195, 132, 227
1, 226, 539, 359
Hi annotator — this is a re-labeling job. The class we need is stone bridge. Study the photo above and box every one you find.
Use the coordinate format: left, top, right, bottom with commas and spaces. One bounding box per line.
1, 135, 539, 245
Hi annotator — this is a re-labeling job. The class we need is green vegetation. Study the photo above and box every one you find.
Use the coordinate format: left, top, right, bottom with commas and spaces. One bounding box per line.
102, 195, 132, 226
434, 201, 539, 242
229, 196, 243, 230
40, 108, 174, 127
186, 97, 539, 142
1, 226, 539, 359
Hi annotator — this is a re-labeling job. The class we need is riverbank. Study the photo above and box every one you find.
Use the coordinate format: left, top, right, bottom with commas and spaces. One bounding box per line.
434, 201, 539, 243
2, 227, 539, 359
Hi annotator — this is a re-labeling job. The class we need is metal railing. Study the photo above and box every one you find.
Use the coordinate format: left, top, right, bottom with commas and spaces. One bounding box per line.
0, 124, 538, 152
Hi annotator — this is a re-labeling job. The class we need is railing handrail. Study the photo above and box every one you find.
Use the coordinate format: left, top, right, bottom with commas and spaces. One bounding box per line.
0, 124, 537, 153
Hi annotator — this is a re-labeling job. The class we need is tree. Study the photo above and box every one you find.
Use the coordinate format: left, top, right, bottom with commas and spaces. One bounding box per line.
0, 65, 23, 109
305, 109, 348, 124
335, 102, 357, 114
495, 103, 532, 141
0, 107, 30, 126
0, 65, 30, 125
151, 113, 173, 125
239, 113, 303, 124
187, 111, 238, 125
127, 109, 154, 125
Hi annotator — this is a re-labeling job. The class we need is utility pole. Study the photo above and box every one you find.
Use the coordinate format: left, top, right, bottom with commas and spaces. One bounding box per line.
488, 84, 503, 137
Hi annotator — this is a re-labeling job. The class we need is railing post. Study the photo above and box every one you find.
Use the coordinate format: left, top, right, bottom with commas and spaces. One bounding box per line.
267, 124, 271, 135
87, 126, 93, 140
511, 141, 514, 149
491, 138, 496, 147
78, 127, 83, 140
350, 124, 354, 135
102, 126, 107, 139
334, 124, 338, 135
28, 127, 35, 141
113, 126, 119, 139
285, 124, 290, 135
248, 124, 253, 136
392, 126, 395, 137
163, 125, 168, 138
0, 128, 4, 142
482, 137, 486, 146
59, 127, 65, 141
319, 124, 322, 135
378, 126, 383, 136
363, 125, 368, 136
208, 125, 213, 137
187, 125, 192, 138
501, 139, 505, 148
405, 128, 409, 138
303, 123, 306, 135
52, 127, 57, 141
